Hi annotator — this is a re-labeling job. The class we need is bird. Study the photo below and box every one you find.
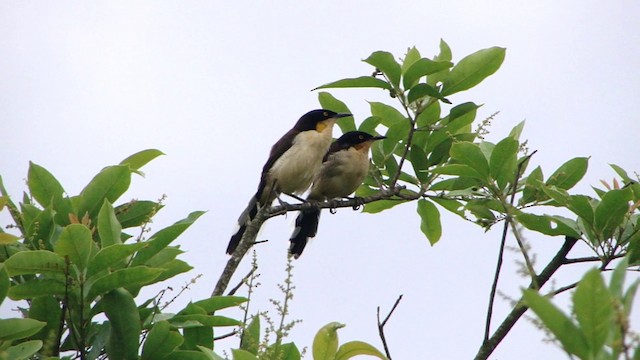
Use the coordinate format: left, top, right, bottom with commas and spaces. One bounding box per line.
226, 109, 352, 255
289, 131, 385, 258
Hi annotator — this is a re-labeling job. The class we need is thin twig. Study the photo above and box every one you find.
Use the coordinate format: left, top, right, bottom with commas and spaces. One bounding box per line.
227, 266, 257, 296
483, 151, 537, 343
214, 330, 238, 341
377, 294, 403, 360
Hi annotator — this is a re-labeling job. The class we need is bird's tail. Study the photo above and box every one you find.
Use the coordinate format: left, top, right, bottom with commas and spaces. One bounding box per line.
227, 179, 268, 254
289, 207, 321, 258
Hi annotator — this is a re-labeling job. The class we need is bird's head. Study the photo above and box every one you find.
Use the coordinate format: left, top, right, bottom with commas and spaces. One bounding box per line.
335, 131, 386, 152
295, 109, 352, 133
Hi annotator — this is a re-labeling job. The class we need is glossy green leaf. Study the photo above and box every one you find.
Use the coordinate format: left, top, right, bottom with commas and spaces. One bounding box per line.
133, 211, 205, 266
358, 116, 381, 135
27, 295, 62, 346
314, 77, 392, 91
520, 166, 544, 205
450, 142, 490, 179
523, 290, 589, 359
0, 266, 8, 306
241, 315, 261, 354
115, 200, 163, 228
26, 207, 55, 249
436, 39, 452, 62
103, 288, 141, 360
335, 341, 387, 360
197, 346, 226, 360
152, 259, 194, 283
4, 340, 43, 359
54, 224, 93, 272
573, 268, 612, 357
516, 213, 580, 238
28, 162, 65, 208
407, 83, 449, 104
119, 149, 165, 175
317, 92, 356, 133
3, 250, 66, 276
446, 102, 479, 131
609, 256, 629, 298
88, 242, 147, 277
87, 266, 163, 300
0, 318, 46, 341
191, 296, 248, 313
363, 51, 401, 88
8, 279, 66, 300
362, 200, 406, 214
167, 350, 212, 360
142, 320, 183, 360
385, 118, 411, 141
403, 58, 453, 89
369, 102, 406, 128
489, 137, 519, 190
0, 232, 20, 245
546, 157, 589, 190
170, 314, 241, 327
427, 39, 453, 87
401, 46, 421, 73
415, 100, 441, 127
232, 349, 259, 360
409, 145, 430, 183
98, 200, 122, 247
78, 165, 131, 218
417, 199, 441, 245
509, 120, 526, 140
441, 47, 506, 96
313, 322, 344, 360
594, 189, 631, 240
270, 342, 301, 360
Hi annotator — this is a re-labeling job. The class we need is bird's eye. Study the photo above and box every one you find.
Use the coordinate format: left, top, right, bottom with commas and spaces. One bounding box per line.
359, 135, 364, 140
323, 111, 328, 117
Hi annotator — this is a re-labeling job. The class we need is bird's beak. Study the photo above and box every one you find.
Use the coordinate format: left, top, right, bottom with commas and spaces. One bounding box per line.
334, 113, 352, 119
372, 135, 386, 141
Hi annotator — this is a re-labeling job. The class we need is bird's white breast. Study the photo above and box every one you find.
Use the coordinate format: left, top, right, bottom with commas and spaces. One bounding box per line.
269, 129, 333, 195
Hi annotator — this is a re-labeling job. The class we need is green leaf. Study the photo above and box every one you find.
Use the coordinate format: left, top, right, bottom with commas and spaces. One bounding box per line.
78, 165, 131, 219
98, 200, 122, 247
407, 83, 449, 104
520, 166, 544, 205
191, 296, 248, 313
385, 118, 411, 141
4, 340, 43, 359
271, 342, 301, 360
115, 200, 163, 228
409, 145, 430, 183
516, 213, 581, 238
430, 164, 483, 179
403, 58, 453, 89
103, 288, 141, 360
335, 341, 388, 360
509, 120, 526, 140
27, 295, 62, 346
489, 137, 519, 190
313, 322, 344, 360
573, 268, 612, 357
401, 46, 421, 73
415, 100, 441, 128
546, 157, 589, 190
119, 149, 165, 175
169, 314, 241, 328
363, 51, 401, 88
314, 77, 391, 91
142, 321, 183, 359
0, 232, 20, 245
87, 266, 163, 300
0, 266, 8, 306
8, 279, 66, 300
197, 346, 226, 360
0, 318, 46, 341
441, 47, 506, 96
317, 92, 356, 133
152, 259, 194, 283
417, 199, 441, 245
610, 163, 632, 184
133, 211, 205, 266
232, 349, 259, 360
3, 250, 66, 276
167, 350, 212, 360
26, 207, 55, 249
594, 189, 630, 240
28, 162, 65, 208
436, 39, 452, 62
358, 116, 381, 135
87, 242, 147, 278
609, 256, 630, 298
523, 290, 590, 359
241, 315, 260, 354
362, 200, 406, 214
54, 224, 93, 272
450, 142, 490, 179
369, 102, 406, 127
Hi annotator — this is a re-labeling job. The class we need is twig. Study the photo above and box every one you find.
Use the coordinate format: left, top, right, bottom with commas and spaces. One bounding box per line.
214, 330, 238, 341
483, 151, 537, 343
377, 294, 403, 360
227, 266, 257, 296
475, 236, 578, 360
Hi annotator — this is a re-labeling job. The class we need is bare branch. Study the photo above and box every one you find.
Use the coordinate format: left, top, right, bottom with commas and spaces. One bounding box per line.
377, 294, 403, 360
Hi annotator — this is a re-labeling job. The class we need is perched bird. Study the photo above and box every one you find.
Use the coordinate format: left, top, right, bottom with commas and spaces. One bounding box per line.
226, 109, 351, 254
289, 131, 385, 258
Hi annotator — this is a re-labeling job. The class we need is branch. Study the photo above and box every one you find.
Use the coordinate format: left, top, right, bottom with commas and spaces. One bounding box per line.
377, 295, 403, 360
474, 236, 578, 360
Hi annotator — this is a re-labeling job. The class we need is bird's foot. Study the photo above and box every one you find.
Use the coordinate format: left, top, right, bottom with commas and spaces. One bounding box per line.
344, 196, 365, 210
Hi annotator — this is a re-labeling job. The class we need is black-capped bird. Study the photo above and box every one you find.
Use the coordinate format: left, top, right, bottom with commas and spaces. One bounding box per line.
289, 131, 385, 258
226, 109, 352, 254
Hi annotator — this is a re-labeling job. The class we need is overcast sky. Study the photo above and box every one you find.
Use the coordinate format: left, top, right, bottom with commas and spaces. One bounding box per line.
1, 2, 639, 359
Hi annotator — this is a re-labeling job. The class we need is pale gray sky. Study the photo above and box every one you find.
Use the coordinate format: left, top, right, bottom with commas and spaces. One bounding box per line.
1, 2, 639, 359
